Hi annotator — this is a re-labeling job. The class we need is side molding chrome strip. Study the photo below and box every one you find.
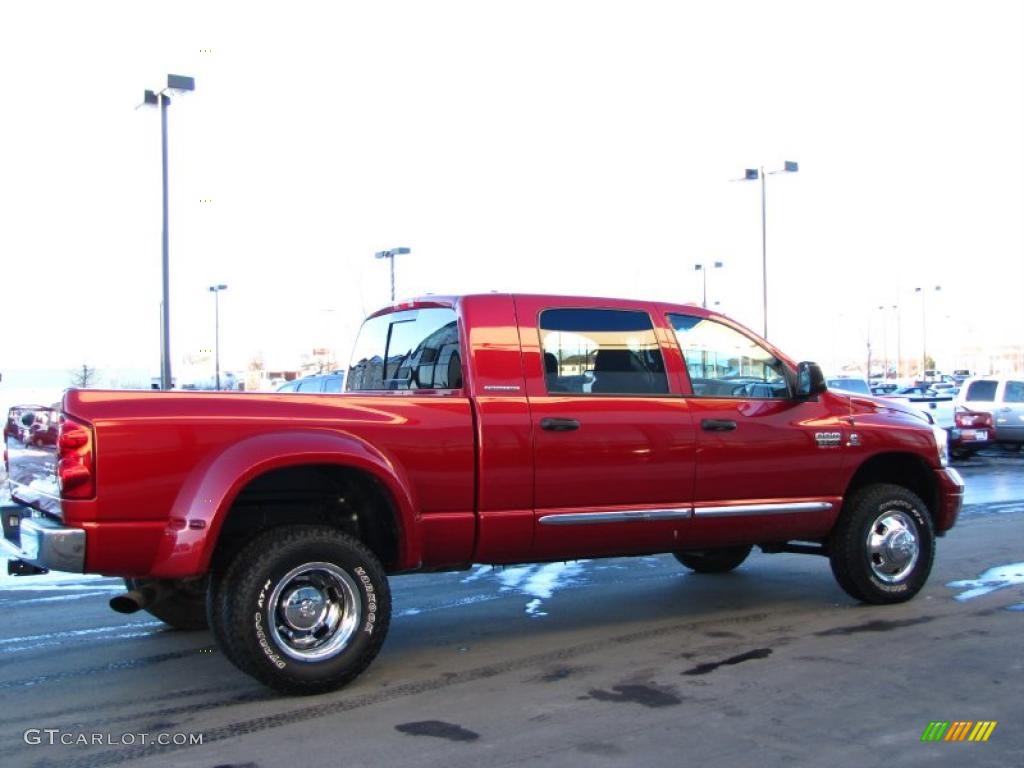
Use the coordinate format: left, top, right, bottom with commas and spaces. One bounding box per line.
692, 501, 833, 517
539, 508, 693, 526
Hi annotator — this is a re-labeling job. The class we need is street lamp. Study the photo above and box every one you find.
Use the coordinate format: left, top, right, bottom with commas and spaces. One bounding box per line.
735, 161, 799, 339
892, 302, 902, 381
140, 74, 196, 391
876, 305, 889, 381
914, 285, 941, 378
374, 247, 411, 302
694, 261, 723, 309
209, 284, 227, 390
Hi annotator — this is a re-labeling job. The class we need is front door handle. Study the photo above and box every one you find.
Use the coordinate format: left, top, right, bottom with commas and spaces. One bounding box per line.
701, 419, 737, 432
541, 417, 581, 432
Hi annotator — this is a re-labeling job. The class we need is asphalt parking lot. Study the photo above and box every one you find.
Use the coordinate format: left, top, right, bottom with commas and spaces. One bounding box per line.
1, 449, 1022, 768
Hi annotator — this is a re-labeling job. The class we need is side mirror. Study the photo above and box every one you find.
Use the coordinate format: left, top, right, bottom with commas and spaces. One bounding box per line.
796, 361, 827, 399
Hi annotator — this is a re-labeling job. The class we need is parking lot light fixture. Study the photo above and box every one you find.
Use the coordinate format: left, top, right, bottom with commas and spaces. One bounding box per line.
140, 74, 196, 390
915, 285, 942, 378
694, 261, 724, 309
374, 247, 411, 302
734, 161, 799, 339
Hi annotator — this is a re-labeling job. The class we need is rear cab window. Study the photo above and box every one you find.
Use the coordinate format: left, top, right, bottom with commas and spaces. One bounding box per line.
965, 380, 998, 402
538, 308, 668, 395
667, 314, 790, 399
347, 307, 463, 392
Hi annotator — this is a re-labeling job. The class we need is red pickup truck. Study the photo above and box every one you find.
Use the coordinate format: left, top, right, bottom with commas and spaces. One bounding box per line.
3, 294, 964, 694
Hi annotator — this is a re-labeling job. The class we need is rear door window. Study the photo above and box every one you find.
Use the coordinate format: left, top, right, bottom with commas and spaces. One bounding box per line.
1004, 381, 1024, 403
539, 309, 668, 395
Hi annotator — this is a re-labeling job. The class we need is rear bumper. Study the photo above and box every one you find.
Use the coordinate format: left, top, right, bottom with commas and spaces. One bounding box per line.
933, 467, 964, 534
1, 502, 86, 573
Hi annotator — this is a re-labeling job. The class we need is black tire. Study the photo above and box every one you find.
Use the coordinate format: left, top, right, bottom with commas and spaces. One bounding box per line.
125, 577, 209, 630
828, 483, 935, 604
673, 545, 752, 573
212, 525, 391, 695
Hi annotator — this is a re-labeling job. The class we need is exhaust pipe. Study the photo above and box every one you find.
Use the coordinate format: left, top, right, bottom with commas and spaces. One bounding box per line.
109, 582, 167, 614
7, 559, 49, 576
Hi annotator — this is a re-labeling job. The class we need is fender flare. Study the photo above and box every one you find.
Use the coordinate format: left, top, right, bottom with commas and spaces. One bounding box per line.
148, 429, 420, 578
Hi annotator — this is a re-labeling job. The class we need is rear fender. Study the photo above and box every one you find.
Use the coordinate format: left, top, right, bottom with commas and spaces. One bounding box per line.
148, 430, 419, 578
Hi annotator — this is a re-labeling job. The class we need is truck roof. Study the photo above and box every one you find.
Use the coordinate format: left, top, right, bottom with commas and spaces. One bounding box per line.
375, 293, 719, 320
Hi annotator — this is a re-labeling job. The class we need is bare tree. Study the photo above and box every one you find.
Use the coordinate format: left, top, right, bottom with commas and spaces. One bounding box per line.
69, 363, 98, 388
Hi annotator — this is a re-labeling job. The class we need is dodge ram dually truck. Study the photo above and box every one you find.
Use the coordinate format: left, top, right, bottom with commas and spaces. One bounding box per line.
3, 294, 964, 694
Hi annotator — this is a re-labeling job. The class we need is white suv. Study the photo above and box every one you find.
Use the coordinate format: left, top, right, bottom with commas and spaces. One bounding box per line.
957, 376, 1024, 450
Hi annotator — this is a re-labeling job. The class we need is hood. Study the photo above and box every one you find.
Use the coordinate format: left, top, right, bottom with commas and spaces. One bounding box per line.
839, 393, 934, 425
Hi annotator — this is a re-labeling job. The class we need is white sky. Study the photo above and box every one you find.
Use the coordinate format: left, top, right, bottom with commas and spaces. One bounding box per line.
1, 0, 1021, 384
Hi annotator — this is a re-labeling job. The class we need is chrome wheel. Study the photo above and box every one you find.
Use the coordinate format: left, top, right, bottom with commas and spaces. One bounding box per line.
866, 510, 920, 583
267, 562, 361, 661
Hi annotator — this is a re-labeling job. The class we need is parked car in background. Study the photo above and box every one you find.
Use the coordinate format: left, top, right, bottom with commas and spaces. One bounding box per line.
27, 408, 59, 447
3, 405, 55, 446
888, 385, 940, 398
948, 406, 994, 459
871, 382, 898, 395
275, 372, 345, 394
952, 369, 973, 385
825, 377, 871, 395
957, 376, 1024, 450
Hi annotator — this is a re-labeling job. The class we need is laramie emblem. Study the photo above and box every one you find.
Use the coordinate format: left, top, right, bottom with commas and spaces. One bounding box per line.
815, 431, 842, 447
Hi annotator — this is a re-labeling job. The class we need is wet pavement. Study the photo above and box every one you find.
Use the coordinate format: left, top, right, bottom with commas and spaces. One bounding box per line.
0, 451, 1021, 767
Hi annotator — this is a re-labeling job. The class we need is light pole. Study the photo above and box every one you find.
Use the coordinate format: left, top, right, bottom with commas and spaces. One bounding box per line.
735, 161, 799, 339
141, 74, 196, 391
694, 261, 723, 309
209, 284, 227, 390
876, 305, 889, 381
914, 285, 941, 378
893, 302, 902, 381
374, 247, 411, 302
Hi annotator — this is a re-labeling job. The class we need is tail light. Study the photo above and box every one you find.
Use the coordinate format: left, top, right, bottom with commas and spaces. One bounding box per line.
58, 415, 95, 499
955, 407, 993, 429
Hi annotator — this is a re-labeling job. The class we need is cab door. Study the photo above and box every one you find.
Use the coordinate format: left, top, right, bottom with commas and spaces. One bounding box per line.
664, 311, 847, 547
515, 297, 697, 560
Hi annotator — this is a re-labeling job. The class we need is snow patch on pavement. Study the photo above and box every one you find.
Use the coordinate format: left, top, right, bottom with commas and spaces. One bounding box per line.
947, 562, 1024, 611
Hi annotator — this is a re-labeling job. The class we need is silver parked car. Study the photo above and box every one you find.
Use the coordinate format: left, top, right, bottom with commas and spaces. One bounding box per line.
957, 376, 1024, 449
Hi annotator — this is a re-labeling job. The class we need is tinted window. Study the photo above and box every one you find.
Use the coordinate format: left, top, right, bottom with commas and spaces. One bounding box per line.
668, 314, 789, 399
965, 380, 997, 402
347, 308, 462, 391
1005, 381, 1024, 403
539, 309, 668, 395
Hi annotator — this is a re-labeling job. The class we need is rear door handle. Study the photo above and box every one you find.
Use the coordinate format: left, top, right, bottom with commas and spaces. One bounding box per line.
541, 417, 581, 432
701, 419, 737, 432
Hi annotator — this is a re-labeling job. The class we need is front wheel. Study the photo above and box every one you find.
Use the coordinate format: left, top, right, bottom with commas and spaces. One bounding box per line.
212, 525, 391, 695
673, 545, 752, 573
829, 484, 935, 604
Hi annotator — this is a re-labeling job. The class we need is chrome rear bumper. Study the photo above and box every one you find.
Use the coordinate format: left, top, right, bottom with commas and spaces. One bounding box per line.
1, 503, 85, 573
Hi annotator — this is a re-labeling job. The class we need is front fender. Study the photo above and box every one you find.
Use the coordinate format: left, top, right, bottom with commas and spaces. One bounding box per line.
148, 429, 420, 578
